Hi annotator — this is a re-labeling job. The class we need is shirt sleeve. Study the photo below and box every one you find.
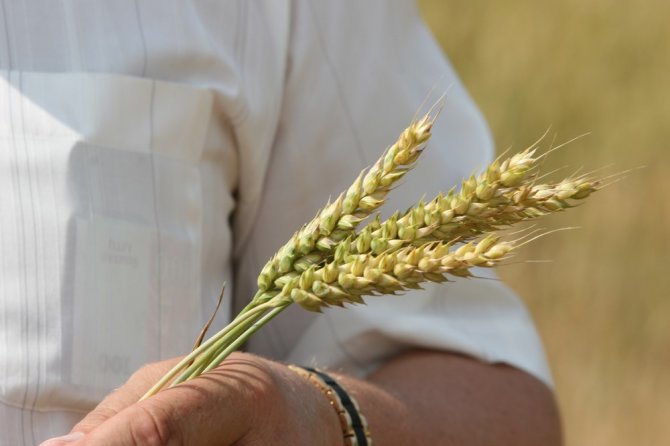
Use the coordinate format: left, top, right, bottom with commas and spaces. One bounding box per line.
233, 0, 552, 387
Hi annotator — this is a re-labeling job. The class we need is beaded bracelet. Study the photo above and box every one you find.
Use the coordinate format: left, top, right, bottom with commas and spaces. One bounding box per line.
288, 365, 372, 446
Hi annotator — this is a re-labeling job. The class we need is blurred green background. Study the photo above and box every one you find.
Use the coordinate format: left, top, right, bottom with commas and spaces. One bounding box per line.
418, 0, 669, 444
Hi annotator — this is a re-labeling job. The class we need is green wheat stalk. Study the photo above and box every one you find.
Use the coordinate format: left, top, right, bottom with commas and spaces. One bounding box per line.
141, 112, 600, 400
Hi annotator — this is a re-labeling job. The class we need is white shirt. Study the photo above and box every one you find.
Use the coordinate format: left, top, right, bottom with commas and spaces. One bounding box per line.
0, 1, 551, 444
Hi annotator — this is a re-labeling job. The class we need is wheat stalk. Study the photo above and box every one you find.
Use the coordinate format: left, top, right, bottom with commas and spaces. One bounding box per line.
141, 115, 602, 400
345, 156, 599, 256
285, 234, 515, 312
263, 149, 599, 298
251, 112, 437, 306
142, 234, 516, 397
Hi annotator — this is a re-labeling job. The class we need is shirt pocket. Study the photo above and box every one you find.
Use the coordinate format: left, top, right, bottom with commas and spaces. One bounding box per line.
0, 71, 232, 411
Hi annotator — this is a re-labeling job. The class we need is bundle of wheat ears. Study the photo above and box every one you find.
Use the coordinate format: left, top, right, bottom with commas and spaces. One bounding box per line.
142, 107, 602, 399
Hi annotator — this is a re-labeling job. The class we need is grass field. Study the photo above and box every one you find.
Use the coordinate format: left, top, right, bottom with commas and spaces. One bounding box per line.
418, 1, 670, 444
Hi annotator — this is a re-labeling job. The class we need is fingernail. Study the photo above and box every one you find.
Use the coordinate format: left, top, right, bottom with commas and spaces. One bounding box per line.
39, 432, 84, 446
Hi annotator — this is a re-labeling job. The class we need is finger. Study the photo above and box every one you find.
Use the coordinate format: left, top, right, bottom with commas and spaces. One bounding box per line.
38, 432, 84, 446
70, 356, 277, 446
71, 357, 182, 435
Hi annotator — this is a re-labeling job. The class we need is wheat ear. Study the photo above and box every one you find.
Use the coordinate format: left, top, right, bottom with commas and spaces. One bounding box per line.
252, 113, 436, 305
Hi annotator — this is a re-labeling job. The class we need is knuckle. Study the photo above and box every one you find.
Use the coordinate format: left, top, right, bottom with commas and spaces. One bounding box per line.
244, 367, 285, 423
127, 404, 177, 446
72, 405, 119, 433
214, 353, 282, 424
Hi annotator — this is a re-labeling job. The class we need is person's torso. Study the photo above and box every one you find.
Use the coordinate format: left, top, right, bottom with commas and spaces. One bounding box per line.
0, 2, 493, 444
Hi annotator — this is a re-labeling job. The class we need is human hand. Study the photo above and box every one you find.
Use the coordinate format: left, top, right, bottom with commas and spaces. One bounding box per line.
39, 353, 342, 446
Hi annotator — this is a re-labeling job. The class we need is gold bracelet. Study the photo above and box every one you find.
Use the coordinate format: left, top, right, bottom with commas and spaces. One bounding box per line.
289, 365, 372, 446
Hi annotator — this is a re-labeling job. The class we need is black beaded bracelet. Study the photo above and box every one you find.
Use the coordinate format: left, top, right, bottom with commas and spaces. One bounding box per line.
289, 365, 372, 446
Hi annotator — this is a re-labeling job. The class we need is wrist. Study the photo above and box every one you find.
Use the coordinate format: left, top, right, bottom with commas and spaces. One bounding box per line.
288, 365, 371, 446
282, 363, 344, 445
242, 357, 343, 445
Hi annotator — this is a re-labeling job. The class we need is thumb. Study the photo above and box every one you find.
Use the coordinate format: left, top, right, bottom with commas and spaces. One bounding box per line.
72, 358, 182, 436
39, 359, 181, 446
68, 368, 258, 446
